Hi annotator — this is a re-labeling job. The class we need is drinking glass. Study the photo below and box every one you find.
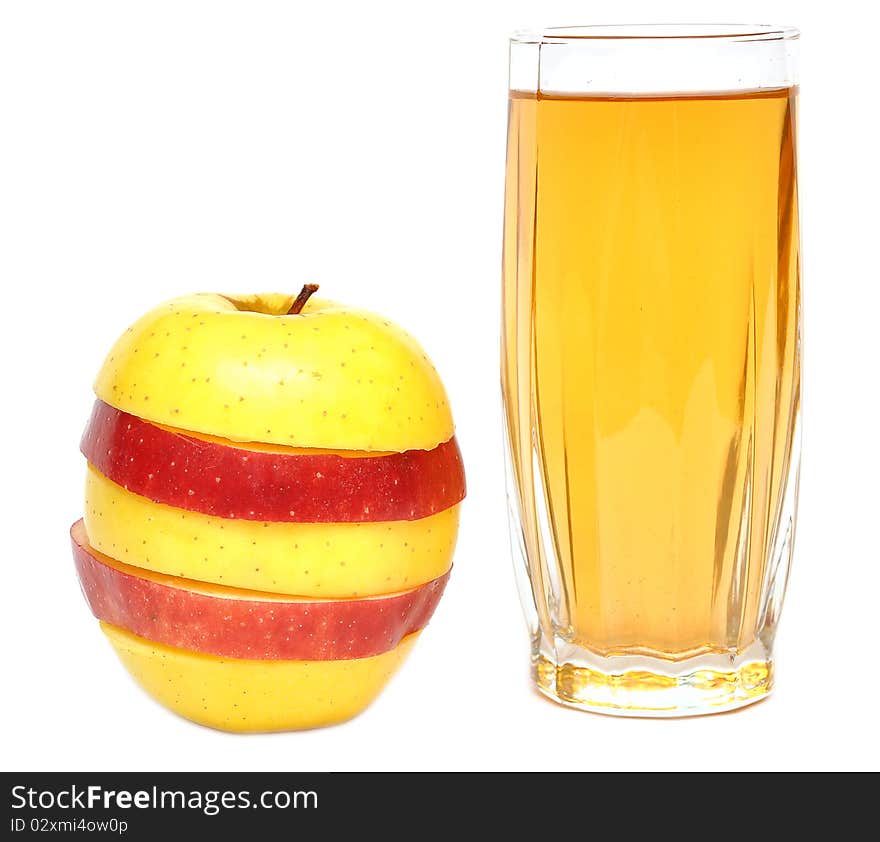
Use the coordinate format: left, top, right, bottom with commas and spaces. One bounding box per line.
501, 25, 801, 716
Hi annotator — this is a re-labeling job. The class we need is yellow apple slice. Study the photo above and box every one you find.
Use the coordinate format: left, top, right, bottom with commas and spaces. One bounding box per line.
93, 292, 454, 451
101, 622, 419, 732
84, 466, 458, 597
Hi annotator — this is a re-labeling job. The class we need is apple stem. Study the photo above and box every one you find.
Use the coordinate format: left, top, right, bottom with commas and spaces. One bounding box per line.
287, 284, 320, 315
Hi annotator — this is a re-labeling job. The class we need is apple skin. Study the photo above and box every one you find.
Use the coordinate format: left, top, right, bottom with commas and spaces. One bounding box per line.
81, 399, 465, 522
72, 520, 449, 660
93, 292, 454, 451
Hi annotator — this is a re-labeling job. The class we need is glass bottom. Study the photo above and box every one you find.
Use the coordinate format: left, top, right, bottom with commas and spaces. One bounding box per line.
532, 636, 773, 718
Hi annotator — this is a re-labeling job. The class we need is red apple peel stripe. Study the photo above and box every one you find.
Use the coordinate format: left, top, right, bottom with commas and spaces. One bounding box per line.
71, 520, 449, 661
81, 400, 466, 523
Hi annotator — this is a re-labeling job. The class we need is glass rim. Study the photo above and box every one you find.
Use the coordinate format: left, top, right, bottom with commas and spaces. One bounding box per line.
510, 24, 800, 44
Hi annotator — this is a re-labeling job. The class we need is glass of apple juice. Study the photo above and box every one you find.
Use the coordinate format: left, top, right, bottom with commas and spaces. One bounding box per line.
501, 25, 801, 716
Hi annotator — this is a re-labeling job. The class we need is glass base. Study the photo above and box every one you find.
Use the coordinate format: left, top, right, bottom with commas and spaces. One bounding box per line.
532, 638, 773, 718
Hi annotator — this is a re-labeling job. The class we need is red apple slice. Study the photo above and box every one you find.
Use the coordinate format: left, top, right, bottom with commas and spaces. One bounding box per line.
71, 520, 449, 661
81, 400, 465, 522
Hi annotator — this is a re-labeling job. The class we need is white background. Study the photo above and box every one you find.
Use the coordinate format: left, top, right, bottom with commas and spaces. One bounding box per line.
1, 0, 878, 772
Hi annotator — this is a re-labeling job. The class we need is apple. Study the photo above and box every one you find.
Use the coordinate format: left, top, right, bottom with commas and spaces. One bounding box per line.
83, 464, 459, 596
73, 286, 464, 731
81, 399, 465, 522
101, 622, 421, 733
93, 290, 454, 451
72, 519, 449, 660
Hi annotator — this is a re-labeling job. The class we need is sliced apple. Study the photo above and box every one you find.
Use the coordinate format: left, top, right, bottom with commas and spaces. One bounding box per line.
81, 400, 465, 522
93, 292, 454, 451
72, 520, 448, 660
101, 622, 420, 732
84, 466, 458, 596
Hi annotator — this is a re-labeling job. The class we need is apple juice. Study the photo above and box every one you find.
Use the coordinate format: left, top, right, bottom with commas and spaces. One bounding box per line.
502, 88, 800, 671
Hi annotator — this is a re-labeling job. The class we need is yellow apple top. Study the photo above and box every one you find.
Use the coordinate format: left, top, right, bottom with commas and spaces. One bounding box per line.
93, 292, 455, 451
